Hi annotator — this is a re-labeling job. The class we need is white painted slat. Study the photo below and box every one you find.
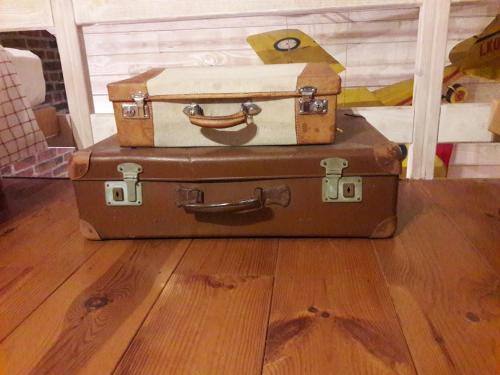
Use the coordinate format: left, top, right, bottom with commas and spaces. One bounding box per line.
351, 107, 415, 143
73, 0, 424, 26
407, 0, 451, 179
81, 2, 498, 34
451, 143, 500, 165
51, 0, 94, 148
0, 0, 53, 31
438, 103, 493, 143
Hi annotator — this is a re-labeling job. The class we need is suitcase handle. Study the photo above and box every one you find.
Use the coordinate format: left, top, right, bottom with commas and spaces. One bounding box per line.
177, 186, 290, 214
182, 103, 261, 129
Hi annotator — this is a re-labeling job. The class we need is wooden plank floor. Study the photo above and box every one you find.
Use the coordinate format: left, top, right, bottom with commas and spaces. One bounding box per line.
0, 178, 498, 375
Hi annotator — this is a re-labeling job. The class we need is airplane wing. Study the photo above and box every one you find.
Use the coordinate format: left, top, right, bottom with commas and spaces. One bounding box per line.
448, 15, 500, 81
246, 29, 345, 73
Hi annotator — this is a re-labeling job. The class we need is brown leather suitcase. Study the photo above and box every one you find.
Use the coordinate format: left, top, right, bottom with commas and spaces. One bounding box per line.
69, 114, 401, 239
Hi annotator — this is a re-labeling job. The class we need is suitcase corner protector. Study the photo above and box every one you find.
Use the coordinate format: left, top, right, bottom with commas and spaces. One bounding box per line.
370, 216, 397, 239
69, 150, 92, 180
79, 219, 102, 240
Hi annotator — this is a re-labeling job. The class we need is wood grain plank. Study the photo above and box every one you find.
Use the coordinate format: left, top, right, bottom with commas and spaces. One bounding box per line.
417, 180, 500, 273
73, 0, 423, 26
114, 239, 278, 375
83, 16, 491, 56
174, 238, 278, 276
0, 231, 104, 340
81, 4, 498, 34
0, 0, 53, 32
0, 239, 190, 375
263, 238, 416, 375
0, 181, 103, 341
372, 181, 500, 375
0, 178, 70, 225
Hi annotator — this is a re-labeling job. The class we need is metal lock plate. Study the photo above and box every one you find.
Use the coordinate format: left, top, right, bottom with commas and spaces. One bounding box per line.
121, 92, 150, 119
299, 86, 328, 114
321, 158, 362, 203
105, 163, 143, 206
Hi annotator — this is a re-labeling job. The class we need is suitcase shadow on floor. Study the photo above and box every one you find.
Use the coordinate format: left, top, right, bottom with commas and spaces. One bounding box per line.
193, 207, 274, 225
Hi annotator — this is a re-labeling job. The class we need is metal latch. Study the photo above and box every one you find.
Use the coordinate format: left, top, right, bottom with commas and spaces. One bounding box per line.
299, 86, 328, 114
105, 163, 143, 206
122, 92, 150, 119
321, 158, 362, 203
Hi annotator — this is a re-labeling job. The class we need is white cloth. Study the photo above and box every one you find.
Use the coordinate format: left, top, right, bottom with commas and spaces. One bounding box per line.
4, 48, 46, 107
0, 46, 47, 168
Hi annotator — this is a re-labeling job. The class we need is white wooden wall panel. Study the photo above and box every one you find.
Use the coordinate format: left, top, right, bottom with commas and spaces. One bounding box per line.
73, 0, 425, 25
83, 17, 491, 56
82, 9, 497, 118
0, 0, 54, 32
81, 2, 498, 34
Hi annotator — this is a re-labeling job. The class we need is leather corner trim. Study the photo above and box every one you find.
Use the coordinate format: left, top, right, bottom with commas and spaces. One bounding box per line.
68, 150, 91, 180
370, 216, 397, 238
373, 143, 403, 175
79, 219, 101, 240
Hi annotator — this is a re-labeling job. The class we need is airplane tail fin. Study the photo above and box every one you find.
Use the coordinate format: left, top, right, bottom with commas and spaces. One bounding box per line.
247, 29, 345, 73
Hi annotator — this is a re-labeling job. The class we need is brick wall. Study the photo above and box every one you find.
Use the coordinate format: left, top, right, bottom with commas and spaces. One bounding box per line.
0, 30, 68, 111
0, 147, 75, 178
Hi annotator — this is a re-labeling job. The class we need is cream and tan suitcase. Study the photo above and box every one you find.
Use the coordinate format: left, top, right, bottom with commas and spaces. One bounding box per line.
107, 63, 341, 147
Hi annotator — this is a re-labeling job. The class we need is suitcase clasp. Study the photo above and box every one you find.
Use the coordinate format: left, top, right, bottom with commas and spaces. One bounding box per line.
105, 163, 143, 206
321, 158, 362, 203
299, 86, 328, 115
122, 92, 150, 119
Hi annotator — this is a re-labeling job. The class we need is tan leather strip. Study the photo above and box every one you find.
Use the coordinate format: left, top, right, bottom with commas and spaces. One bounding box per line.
148, 90, 340, 101
189, 111, 247, 128
295, 63, 338, 144
113, 102, 154, 146
107, 68, 163, 101
68, 150, 91, 180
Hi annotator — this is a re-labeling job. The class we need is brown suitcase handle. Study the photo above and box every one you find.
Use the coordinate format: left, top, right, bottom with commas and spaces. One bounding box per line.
182, 103, 261, 129
177, 185, 290, 214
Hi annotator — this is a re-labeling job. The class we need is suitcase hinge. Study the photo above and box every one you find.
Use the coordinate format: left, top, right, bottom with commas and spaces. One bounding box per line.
299, 86, 328, 114
121, 92, 150, 119
321, 158, 362, 203
105, 163, 143, 206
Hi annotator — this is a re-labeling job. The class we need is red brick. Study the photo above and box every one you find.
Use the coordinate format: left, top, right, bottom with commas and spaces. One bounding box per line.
35, 159, 58, 174
36, 149, 57, 162
14, 167, 34, 177
0, 165, 13, 175
34, 170, 54, 178
52, 163, 69, 177
13, 155, 36, 171
26, 39, 49, 48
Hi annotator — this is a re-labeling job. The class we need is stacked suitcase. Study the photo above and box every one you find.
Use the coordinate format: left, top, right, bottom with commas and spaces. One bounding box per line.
69, 63, 402, 239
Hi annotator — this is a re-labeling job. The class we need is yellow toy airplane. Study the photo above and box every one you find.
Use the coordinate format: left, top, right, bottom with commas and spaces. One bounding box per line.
247, 15, 500, 108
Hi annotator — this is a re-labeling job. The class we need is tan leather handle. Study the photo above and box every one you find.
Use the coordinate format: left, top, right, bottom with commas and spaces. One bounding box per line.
176, 185, 290, 214
188, 111, 247, 129
183, 103, 261, 129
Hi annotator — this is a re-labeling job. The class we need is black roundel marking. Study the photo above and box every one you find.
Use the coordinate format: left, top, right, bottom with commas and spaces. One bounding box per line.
273, 37, 301, 51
